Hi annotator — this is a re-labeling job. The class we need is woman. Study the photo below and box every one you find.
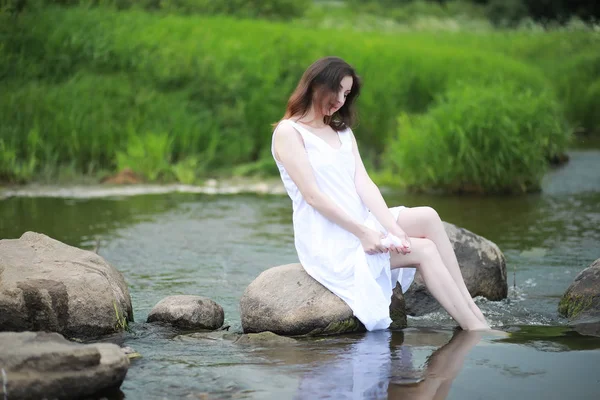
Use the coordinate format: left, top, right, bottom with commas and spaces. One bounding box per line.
271, 56, 490, 331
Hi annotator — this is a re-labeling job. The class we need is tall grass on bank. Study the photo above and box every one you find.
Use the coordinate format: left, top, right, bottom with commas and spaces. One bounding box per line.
1, 0, 310, 19
385, 83, 570, 194
302, 1, 600, 136
416, 28, 600, 136
0, 6, 575, 193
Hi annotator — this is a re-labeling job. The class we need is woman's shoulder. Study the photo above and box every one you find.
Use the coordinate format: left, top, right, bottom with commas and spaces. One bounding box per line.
339, 125, 355, 138
273, 119, 305, 146
274, 119, 296, 135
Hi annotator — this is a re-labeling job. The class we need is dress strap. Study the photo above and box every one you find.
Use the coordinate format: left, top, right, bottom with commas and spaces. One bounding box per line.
281, 119, 325, 150
283, 120, 313, 141
337, 128, 353, 149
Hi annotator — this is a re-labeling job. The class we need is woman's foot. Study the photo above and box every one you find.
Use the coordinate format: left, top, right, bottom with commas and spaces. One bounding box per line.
466, 322, 491, 331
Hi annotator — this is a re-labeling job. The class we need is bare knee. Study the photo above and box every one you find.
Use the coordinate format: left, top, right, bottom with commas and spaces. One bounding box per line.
421, 206, 441, 226
391, 237, 440, 269
419, 238, 439, 261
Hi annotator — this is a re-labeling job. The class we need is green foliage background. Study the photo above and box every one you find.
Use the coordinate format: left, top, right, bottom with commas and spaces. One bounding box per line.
0, 1, 597, 193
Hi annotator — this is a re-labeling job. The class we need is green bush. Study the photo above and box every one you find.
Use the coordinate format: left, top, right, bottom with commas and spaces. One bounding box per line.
395, 29, 600, 135
488, 31, 600, 135
0, 6, 571, 188
3, 0, 309, 18
116, 131, 173, 182
384, 83, 570, 194
0, 9, 546, 171
550, 53, 600, 135
0, 138, 37, 183
485, 0, 528, 27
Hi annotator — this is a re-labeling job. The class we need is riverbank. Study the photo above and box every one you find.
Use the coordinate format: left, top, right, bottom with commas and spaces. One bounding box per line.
0, 178, 286, 200
3, 5, 598, 193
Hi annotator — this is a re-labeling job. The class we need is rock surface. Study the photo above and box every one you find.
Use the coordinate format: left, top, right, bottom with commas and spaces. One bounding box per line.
559, 258, 600, 337
147, 295, 224, 330
0, 232, 133, 338
240, 263, 407, 336
0, 331, 129, 399
404, 222, 508, 315
176, 330, 297, 345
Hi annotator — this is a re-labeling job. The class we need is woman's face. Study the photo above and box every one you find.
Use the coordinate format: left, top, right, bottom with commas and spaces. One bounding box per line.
323, 75, 353, 116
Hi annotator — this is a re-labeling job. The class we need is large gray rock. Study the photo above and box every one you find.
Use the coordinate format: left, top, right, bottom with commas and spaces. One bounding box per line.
0, 232, 133, 338
0, 331, 129, 399
404, 222, 508, 316
147, 295, 224, 330
559, 258, 600, 337
240, 263, 407, 336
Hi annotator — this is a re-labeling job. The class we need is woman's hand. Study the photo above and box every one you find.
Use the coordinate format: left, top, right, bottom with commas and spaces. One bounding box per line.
358, 226, 388, 255
388, 227, 412, 255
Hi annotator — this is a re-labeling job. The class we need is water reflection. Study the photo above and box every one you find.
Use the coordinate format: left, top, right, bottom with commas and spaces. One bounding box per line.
293, 329, 481, 400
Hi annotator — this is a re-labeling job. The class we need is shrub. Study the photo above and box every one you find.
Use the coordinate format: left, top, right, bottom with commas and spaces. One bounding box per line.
116, 131, 173, 182
485, 0, 529, 27
384, 83, 570, 194
550, 53, 600, 135
2, 0, 309, 18
0, 6, 567, 184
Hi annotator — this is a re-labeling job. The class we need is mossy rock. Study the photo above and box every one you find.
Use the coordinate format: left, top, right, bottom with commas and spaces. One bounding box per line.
559, 259, 600, 327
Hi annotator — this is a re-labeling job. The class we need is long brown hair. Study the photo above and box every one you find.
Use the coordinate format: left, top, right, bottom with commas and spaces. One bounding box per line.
280, 56, 361, 131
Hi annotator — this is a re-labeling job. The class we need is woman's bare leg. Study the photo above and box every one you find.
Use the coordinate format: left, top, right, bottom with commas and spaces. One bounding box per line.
396, 207, 488, 325
391, 238, 489, 330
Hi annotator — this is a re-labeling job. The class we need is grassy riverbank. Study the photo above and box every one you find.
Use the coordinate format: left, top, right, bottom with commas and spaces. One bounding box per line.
1, 4, 597, 193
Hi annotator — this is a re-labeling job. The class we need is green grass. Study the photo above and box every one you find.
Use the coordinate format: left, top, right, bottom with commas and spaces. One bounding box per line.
384, 82, 570, 193
0, 4, 591, 193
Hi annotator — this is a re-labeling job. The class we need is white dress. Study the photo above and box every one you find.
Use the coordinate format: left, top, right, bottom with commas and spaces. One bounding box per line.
272, 119, 416, 331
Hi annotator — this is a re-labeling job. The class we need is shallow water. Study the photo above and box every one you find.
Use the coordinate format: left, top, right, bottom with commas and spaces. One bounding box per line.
1, 150, 600, 399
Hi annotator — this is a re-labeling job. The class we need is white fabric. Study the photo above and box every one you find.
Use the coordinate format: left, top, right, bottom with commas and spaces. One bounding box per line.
272, 119, 416, 331
381, 233, 404, 248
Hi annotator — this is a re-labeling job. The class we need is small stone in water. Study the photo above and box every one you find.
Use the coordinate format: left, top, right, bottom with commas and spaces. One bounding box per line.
121, 346, 142, 359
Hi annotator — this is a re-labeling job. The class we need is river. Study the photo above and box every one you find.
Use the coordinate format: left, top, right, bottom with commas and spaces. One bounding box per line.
1, 149, 599, 399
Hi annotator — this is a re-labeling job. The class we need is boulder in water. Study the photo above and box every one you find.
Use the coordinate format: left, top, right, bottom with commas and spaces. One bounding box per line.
404, 222, 507, 316
0, 232, 133, 338
0, 331, 129, 399
147, 295, 224, 330
559, 258, 600, 337
240, 263, 406, 336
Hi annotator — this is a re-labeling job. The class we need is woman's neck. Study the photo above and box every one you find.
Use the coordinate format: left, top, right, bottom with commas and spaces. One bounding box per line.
296, 107, 328, 129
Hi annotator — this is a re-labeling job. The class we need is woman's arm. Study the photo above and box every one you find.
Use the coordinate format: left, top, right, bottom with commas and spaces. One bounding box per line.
273, 123, 387, 254
350, 131, 411, 252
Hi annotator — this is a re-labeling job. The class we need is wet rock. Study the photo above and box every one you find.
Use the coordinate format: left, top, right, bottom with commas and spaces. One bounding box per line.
121, 346, 142, 360
240, 263, 407, 336
174, 331, 237, 342
147, 295, 224, 330
559, 258, 600, 337
405, 222, 508, 316
0, 331, 129, 399
234, 331, 297, 345
175, 330, 297, 345
0, 232, 133, 338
